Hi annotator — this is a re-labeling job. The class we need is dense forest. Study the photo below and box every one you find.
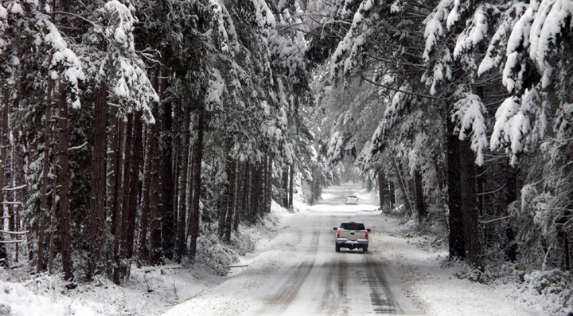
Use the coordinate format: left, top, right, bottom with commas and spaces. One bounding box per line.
312, 0, 573, 273
0, 0, 316, 284
0, 0, 571, 287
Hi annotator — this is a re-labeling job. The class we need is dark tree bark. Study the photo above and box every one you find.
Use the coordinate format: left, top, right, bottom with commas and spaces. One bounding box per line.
122, 111, 142, 266
460, 139, 480, 265
506, 164, 519, 207
266, 158, 273, 214
160, 95, 175, 260
148, 114, 162, 265
414, 168, 426, 224
89, 83, 108, 277
447, 118, 465, 260
121, 114, 134, 262
147, 69, 162, 266
378, 169, 385, 209
241, 161, 251, 225
189, 110, 205, 261
175, 105, 190, 262
392, 156, 412, 215
37, 82, 52, 274
388, 180, 395, 208
250, 163, 260, 223
282, 168, 288, 207
58, 84, 73, 281
223, 159, 237, 243
288, 164, 294, 210
219, 158, 231, 239
111, 115, 125, 284
0, 90, 8, 268
138, 122, 153, 264
233, 161, 245, 231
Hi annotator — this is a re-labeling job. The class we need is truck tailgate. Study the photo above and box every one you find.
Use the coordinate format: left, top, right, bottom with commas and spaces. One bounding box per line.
339, 230, 367, 241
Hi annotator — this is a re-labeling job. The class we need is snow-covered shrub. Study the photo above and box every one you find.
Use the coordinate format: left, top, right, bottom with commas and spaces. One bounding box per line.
519, 269, 573, 316
196, 232, 238, 276
230, 230, 256, 256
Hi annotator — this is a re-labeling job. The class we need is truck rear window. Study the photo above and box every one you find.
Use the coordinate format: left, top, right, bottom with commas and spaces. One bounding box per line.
340, 223, 365, 230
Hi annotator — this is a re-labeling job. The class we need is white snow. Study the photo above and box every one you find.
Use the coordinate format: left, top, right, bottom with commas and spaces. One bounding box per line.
10, 2, 23, 15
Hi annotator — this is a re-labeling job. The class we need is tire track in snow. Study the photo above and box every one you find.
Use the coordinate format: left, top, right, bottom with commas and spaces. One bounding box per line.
317, 254, 349, 315
364, 255, 402, 314
258, 230, 320, 314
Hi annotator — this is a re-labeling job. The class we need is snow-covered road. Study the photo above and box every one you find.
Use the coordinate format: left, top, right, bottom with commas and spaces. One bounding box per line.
163, 183, 420, 316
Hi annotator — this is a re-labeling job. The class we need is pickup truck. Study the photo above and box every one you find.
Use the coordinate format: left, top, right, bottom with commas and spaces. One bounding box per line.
333, 222, 370, 253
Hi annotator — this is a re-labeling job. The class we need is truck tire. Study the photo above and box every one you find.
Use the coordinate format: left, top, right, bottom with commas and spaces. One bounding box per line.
335, 244, 341, 252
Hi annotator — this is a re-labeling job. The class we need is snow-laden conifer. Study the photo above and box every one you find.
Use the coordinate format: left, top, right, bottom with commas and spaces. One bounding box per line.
92, 0, 158, 123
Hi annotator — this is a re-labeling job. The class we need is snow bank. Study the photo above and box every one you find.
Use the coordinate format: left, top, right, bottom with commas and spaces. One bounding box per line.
0, 280, 66, 316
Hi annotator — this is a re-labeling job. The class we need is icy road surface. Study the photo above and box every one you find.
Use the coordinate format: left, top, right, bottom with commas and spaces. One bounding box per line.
164, 183, 420, 316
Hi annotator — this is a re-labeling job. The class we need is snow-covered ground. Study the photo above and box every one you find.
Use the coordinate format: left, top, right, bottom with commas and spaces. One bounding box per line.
0, 182, 564, 315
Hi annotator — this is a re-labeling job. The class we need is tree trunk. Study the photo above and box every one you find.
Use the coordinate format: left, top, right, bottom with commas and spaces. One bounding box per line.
391, 156, 412, 215
378, 169, 385, 209
121, 114, 134, 260
160, 95, 175, 260
282, 168, 288, 207
0, 90, 8, 267
218, 158, 231, 239
147, 69, 162, 266
37, 83, 52, 274
266, 158, 272, 214
223, 159, 237, 243
460, 139, 480, 265
447, 118, 465, 260
288, 164, 294, 210
111, 115, 124, 284
121, 112, 136, 262
58, 84, 73, 281
189, 111, 205, 261
138, 124, 153, 264
388, 180, 395, 208
185, 143, 194, 250
175, 105, 190, 262
241, 161, 251, 225
89, 83, 107, 277
148, 114, 162, 265
414, 168, 426, 224
233, 162, 245, 232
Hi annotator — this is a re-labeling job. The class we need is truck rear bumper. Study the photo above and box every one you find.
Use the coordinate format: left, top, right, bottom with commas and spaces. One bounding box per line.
336, 240, 368, 249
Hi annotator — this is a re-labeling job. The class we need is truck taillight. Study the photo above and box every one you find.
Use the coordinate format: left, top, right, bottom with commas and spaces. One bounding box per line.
365, 232, 368, 239
337, 231, 340, 238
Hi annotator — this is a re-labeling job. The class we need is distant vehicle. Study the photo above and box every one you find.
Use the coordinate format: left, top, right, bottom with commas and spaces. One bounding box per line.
345, 195, 359, 205
333, 222, 370, 253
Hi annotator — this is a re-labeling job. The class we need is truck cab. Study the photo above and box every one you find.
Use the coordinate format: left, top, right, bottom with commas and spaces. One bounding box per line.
333, 222, 370, 253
